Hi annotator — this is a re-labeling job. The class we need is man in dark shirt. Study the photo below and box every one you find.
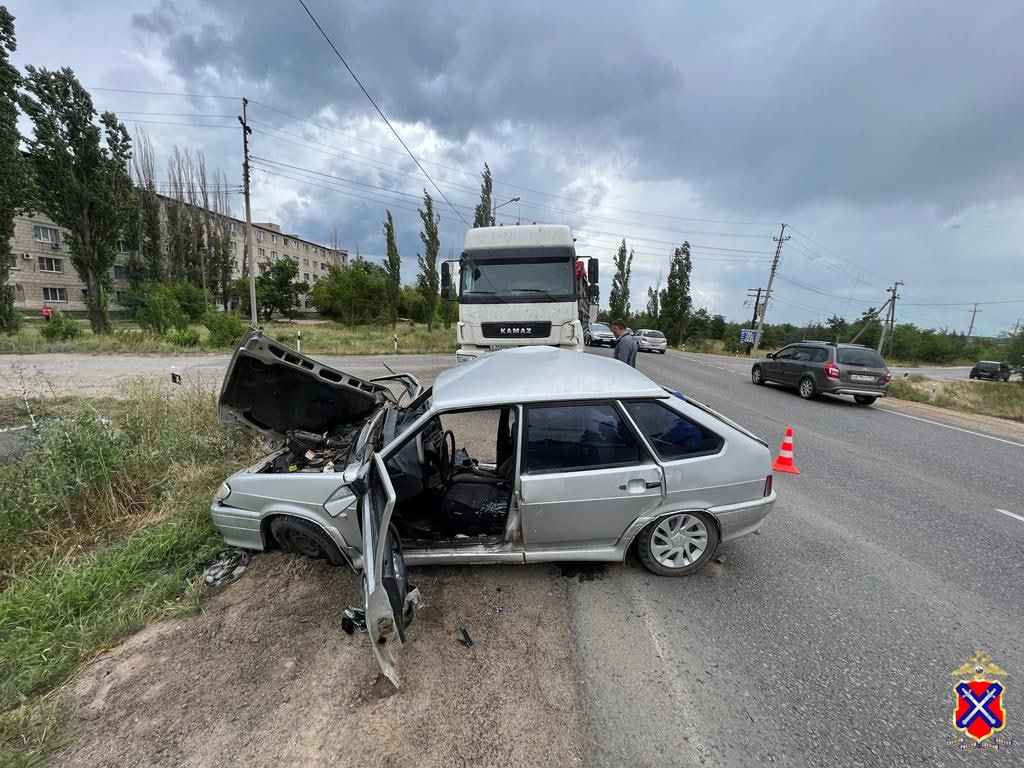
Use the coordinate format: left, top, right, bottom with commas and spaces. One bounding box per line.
610, 319, 638, 367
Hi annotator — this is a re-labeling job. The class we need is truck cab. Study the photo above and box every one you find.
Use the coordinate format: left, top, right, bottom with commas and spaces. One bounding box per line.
442, 224, 598, 365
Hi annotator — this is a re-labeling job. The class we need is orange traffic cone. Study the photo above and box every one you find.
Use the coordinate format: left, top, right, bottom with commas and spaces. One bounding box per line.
772, 427, 800, 474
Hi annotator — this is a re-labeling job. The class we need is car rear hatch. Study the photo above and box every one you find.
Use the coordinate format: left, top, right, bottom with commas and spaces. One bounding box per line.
835, 347, 889, 387
218, 328, 395, 447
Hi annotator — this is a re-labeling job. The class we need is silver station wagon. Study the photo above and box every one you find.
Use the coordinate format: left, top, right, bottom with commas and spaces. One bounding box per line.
212, 330, 777, 684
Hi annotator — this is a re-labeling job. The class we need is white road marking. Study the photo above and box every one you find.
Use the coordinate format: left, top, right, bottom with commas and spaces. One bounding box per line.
877, 408, 1024, 448
996, 508, 1024, 523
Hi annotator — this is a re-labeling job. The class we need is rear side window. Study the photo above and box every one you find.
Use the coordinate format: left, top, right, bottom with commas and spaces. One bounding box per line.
526, 404, 641, 473
836, 348, 886, 367
811, 348, 829, 362
624, 402, 724, 461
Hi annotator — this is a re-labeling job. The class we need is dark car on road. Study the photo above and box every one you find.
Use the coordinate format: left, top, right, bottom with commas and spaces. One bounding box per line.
752, 342, 891, 405
969, 361, 1010, 382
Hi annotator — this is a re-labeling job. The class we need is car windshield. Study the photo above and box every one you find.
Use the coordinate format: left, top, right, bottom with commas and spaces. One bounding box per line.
460, 248, 575, 303
836, 348, 886, 367
591, 323, 610, 332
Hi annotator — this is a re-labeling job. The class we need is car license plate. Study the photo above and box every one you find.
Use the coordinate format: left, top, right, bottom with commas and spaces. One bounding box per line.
851, 374, 875, 382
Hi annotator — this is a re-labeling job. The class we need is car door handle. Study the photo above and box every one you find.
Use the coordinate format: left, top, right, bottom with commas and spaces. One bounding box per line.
619, 479, 661, 493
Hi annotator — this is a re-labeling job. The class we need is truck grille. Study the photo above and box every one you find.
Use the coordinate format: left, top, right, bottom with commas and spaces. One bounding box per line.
480, 321, 552, 339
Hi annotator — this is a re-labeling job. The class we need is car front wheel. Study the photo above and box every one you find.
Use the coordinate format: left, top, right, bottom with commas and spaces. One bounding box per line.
269, 516, 345, 565
853, 395, 877, 405
798, 376, 817, 399
636, 511, 719, 576
751, 365, 764, 385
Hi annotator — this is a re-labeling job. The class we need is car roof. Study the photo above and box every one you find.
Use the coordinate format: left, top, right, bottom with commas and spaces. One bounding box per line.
432, 347, 666, 410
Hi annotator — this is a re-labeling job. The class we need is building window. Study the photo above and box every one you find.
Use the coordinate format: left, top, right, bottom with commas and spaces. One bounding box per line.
38, 256, 63, 273
230, 221, 238, 235
6, 255, 17, 270
271, 251, 277, 259
115, 291, 127, 305
229, 241, 236, 253
283, 237, 289, 247
303, 272, 309, 282
42, 287, 68, 303
117, 240, 130, 253
304, 298, 313, 309
33, 225, 60, 245
303, 258, 309, 267
113, 264, 128, 279
233, 260, 240, 273
304, 243, 309, 252
15, 284, 24, 302
271, 234, 277, 244
258, 247, 265, 258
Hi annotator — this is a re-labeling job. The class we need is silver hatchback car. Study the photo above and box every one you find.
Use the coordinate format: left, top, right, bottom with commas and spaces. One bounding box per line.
634, 329, 668, 354
212, 331, 776, 684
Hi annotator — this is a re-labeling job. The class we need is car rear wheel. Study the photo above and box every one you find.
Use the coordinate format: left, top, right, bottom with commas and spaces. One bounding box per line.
751, 365, 764, 385
269, 516, 345, 565
636, 512, 718, 576
853, 395, 877, 405
798, 376, 817, 399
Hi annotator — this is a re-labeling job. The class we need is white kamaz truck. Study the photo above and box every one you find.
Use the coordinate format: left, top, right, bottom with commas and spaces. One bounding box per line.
441, 224, 599, 365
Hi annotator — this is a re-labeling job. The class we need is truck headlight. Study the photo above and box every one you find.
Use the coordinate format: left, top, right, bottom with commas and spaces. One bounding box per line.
214, 482, 232, 502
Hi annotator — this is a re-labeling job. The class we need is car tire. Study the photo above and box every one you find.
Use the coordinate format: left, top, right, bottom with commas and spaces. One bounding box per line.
853, 395, 877, 405
659, 350, 666, 354
269, 516, 345, 566
751, 365, 765, 385
636, 511, 719, 577
798, 376, 817, 400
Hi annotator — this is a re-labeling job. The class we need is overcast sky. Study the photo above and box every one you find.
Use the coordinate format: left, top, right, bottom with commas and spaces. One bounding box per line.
9, 0, 1024, 335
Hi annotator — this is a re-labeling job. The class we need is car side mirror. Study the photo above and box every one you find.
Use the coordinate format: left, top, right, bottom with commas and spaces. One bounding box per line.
766, 353, 775, 359
588, 283, 599, 300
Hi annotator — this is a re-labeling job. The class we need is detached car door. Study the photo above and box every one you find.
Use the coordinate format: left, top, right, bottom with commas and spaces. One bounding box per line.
361, 453, 415, 688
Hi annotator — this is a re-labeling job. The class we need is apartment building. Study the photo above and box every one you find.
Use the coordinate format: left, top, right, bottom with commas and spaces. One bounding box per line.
5, 207, 347, 313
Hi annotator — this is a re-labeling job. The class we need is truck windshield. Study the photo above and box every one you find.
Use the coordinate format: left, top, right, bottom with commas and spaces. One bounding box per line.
460, 248, 575, 303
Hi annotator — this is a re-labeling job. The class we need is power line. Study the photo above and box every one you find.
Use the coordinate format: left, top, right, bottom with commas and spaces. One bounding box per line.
88, 86, 240, 101
294, 0, 470, 226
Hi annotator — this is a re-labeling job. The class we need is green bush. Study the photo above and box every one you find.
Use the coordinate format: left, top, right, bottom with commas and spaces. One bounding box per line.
169, 282, 209, 322
135, 285, 188, 335
204, 310, 247, 348
38, 310, 82, 341
169, 327, 202, 348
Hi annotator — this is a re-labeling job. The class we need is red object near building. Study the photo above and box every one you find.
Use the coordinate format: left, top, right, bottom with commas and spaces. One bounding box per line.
42, 305, 53, 321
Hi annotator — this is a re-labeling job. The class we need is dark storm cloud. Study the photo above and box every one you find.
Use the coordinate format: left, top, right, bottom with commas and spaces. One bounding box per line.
132, 0, 1024, 214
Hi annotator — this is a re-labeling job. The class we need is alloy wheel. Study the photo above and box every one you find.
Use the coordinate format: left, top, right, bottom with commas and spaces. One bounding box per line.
649, 513, 709, 568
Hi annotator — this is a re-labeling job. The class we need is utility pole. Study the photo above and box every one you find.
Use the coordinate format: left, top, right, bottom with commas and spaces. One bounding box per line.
238, 97, 257, 326
744, 287, 763, 356
877, 280, 903, 356
967, 303, 981, 337
751, 223, 788, 354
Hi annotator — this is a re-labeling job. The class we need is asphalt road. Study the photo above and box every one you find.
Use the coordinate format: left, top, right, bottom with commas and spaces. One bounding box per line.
572, 348, 1023, 767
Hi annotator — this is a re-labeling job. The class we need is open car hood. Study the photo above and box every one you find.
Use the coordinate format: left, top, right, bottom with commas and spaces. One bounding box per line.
218, 329, 394, 447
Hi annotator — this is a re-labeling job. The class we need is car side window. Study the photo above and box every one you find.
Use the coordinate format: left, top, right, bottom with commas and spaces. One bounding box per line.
774, 346, 797, 360
624, 401, 724, 461
811, 348, 829, 362
526, 403, 642, 473
793, 349, 811, 361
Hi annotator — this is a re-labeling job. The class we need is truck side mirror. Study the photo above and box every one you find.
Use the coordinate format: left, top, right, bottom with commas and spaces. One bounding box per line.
588, 284, 599, 300
441, 261, 452, 301
587, 258, 599, 286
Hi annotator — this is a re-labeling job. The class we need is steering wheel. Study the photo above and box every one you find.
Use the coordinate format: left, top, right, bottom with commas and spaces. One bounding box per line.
439, 429, 457, 484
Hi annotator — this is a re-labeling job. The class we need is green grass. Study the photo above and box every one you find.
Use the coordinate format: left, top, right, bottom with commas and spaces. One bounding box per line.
0, 318, 456, 355
0, 385, 261, 765
887, 377, 1024, 422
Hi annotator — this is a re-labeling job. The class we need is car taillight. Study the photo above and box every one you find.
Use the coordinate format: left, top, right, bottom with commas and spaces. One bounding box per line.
764, 474, 773, 497
884, 371, 892, 383
824, 362, 840, 379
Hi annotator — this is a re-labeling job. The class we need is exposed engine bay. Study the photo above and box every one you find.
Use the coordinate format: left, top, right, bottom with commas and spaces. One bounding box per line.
261, 425, 362, 473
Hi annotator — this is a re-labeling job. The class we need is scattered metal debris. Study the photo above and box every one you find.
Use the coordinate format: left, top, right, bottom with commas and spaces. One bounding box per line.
457, 626, 474, 648
201, 549, 250, 587
342, 607, 367, 635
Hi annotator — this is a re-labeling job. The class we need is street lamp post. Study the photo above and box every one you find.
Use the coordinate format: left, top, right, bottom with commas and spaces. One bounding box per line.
492, 196, 521, 223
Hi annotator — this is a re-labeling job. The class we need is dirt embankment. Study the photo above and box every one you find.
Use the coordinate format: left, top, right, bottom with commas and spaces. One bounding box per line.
55, 554, 585, 768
